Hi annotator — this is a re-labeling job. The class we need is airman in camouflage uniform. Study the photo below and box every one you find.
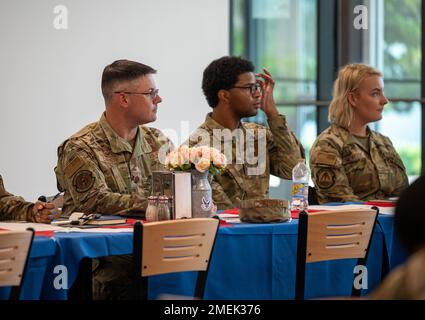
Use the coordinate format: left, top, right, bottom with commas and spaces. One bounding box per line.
55, 60, 173, 299
310, 125, 408, 203
310, 63, 408, 204
55, 114, 172, 216
187, 56, 304, 210
189, 113, 304, 209
0, 175, 55, 223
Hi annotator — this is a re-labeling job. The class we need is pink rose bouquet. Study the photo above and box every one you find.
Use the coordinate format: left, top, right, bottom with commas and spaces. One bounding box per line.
165, 145, 227, 176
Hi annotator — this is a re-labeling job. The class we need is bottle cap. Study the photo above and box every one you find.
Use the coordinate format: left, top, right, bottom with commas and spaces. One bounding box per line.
158, 195, 169, 203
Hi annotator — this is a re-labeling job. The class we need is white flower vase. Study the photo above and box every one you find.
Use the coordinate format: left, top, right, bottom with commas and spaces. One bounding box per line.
191, 169, 213, 218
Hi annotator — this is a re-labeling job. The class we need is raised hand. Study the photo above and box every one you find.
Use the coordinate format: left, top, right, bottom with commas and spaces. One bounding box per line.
256, 68, 279, 119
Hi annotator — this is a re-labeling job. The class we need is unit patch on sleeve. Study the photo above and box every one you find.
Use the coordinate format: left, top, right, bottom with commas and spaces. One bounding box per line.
316, 168, 336, 190
73, 170, 95, 193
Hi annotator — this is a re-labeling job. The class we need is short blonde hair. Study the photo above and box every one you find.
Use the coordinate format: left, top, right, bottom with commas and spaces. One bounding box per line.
328, 63, 382, 128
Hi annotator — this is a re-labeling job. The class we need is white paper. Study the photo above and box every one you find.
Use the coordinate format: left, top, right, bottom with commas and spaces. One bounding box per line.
54, 227, 133, 233
308, 204, 394, 215
214, 213, 241, 223
0, 222, 66, 232
0, 222, 133, 233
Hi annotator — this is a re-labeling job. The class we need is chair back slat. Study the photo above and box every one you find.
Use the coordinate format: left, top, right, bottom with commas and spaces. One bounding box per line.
0, 230, 33, 287
296, 208, 378, 299
141, 218, 218, 277
305, 209, 377, 263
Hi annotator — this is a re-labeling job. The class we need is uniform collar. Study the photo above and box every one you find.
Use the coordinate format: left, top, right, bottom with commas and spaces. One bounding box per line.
203, 113, 227, 130
136, 127, 152, 155
99, 113, 151, 155
332, 124, 372, 143
203, 113, 247, 144
347, 127, 371, 145
332, 124, 380, 152
368, 129, 384, 145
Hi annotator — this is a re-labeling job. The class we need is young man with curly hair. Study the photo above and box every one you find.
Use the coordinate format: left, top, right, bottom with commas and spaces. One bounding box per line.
187, 56, 304, 209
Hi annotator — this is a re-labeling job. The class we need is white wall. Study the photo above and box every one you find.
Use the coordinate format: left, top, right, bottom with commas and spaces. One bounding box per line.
0, 0, 229, 200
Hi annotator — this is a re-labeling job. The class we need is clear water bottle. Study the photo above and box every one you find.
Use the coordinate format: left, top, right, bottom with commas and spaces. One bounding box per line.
145, 196, 158, 222
290, 159, 309, 212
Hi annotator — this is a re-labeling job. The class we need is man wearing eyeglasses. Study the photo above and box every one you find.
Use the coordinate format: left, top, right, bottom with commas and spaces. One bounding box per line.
55, 59, 173, 299
187, 56, 304, 209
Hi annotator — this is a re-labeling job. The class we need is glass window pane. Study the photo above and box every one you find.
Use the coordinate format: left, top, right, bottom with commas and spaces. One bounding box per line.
231, 0, 247, 57
275, 106, 317, 163
372, 102, 421, 179
367, 0, 422, 177
232, 0, 318, 199
250, 0, 317, 101
383, 0, 421, 81
270, 106, 317, 200
366, 0, 421, 98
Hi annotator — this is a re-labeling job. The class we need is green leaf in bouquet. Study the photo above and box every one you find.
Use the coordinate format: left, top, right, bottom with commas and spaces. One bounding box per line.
209, 165, 220, 176
181, 163, 192, 171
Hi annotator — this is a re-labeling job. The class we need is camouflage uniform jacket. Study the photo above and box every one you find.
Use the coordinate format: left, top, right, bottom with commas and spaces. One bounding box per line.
369, 247, 425, 300
55, 113, 173, 216
309, 124, 408, 204
0, 175, 34, 221
188, 113, 305, 210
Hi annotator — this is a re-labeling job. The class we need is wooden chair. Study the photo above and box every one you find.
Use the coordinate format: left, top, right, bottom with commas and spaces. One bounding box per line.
295, 207, 379, 300
0, 228, 35, 300
133, 218, 219, 300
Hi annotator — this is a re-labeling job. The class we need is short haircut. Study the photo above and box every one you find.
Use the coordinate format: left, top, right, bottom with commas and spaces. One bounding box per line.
202, 56, 255, 108
101, 59, 157, 105
328, 63, 382, 129
395, 175, 425, 254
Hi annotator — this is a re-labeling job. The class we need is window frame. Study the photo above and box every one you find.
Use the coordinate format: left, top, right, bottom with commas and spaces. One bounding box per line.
230, 0, 424, 174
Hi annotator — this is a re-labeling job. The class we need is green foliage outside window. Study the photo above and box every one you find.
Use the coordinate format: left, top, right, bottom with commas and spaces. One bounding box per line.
382, 0, 421, 176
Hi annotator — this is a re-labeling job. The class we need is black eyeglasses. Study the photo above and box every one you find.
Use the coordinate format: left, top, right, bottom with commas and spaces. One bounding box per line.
231, 83, 261, 95
114, 88, 159, 100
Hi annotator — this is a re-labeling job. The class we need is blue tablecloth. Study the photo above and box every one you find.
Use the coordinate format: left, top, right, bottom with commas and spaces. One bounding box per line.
150, 217, 386, 299
376, 214, 408, 270
1, 213, 408, 300
41, 232, 133, 300
0, 236, 56, 300
48, 215, 406, 299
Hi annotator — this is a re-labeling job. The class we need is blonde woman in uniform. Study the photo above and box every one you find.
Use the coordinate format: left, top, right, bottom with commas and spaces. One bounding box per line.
309, 63, 408, 204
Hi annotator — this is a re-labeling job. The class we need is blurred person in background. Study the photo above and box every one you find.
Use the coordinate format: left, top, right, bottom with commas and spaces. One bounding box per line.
369, 175, 425, 299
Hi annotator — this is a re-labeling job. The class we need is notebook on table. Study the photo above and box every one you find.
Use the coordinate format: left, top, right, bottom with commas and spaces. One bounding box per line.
84, 215, 127, 225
